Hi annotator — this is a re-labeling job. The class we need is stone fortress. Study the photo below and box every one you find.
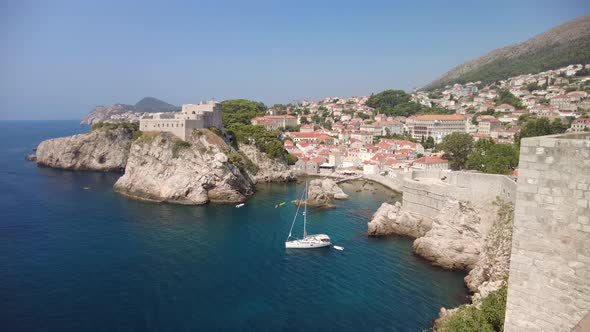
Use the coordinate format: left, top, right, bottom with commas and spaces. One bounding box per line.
139, 101, 223, 140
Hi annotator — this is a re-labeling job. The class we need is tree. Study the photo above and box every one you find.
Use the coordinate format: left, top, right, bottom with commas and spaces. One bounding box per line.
423, 136, 435, 150
466, 139, 519, 175
494, 89, 524, 109
438, 132, 474, 170
221, 99, 267, 127
517, 117, 568, 145
525, 82, 540, 92
299, 117, 309, 125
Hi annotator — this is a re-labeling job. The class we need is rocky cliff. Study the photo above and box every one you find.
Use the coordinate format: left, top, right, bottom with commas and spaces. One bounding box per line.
238, 144, 296, 183
306, 178, 348, 207
368, 196, 514, 302
113, 129, 255, 205
36, 127, 133, 172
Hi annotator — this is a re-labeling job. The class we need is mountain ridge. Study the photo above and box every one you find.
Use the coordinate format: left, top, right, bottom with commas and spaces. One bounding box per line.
422, 15, 590, 90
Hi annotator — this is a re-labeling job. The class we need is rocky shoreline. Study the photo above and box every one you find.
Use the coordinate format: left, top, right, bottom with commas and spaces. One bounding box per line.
34, 127, 297, 205
367, 186, 514, 327
35, 127, 134, 172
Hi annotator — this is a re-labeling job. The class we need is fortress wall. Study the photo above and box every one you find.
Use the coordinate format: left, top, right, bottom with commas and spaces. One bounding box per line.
504, 133, 590, 332
400, 171, 517, 219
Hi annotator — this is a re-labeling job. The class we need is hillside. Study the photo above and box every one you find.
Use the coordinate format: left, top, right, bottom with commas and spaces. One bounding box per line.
134, 97, 179, 113
423, 15, 590, 90
81, 97, 178, 125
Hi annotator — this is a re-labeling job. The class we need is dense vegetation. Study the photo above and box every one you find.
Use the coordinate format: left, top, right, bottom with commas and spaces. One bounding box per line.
516, 117, 568, 145
134, 97, 179, 113
366, 90, 453, 117
436, 283, 507, 332
466, 139, 519, 175
220, 99, 294, 162
91, 121, 139, 131
438, 133, 519, 175
221, 99, 267, 126
494, 89, 524, 108
438, 133, 475, 170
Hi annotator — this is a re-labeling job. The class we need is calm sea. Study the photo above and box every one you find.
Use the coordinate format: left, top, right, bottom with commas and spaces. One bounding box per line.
0, 121, 468, 331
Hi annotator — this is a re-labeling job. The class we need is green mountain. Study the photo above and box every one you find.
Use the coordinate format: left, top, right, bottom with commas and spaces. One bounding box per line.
134, 97, 179, 113
423, 15, 590, 91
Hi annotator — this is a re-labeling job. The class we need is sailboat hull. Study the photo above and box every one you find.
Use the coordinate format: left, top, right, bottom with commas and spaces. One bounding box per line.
285, 234, 331, 249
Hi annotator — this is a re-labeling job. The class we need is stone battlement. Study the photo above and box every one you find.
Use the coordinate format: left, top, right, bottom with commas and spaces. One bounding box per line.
504, 132, 590, 332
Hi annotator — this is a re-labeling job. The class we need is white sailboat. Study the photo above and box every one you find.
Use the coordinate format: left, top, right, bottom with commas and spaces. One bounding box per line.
285, 181, 331, 249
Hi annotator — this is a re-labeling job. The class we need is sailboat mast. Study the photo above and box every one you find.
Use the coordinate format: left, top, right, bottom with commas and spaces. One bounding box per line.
303, 180, 308, 238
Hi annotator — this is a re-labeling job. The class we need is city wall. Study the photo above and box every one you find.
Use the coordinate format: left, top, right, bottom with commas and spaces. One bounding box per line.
380, 170, 517, 220
504, 133, 590, 332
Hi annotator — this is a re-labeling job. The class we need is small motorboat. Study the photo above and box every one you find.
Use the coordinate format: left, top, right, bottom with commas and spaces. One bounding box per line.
236, 203, 245, 208
333, 246, 344, 251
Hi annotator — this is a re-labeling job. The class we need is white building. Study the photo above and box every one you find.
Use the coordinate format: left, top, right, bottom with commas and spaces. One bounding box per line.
139, 101, 222, 141
406, 114, 466, 143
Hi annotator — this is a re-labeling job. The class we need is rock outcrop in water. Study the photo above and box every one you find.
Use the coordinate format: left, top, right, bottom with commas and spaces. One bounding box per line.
36, 127, 133, 172
367, 201, 431, 238
113, 129, 255, 205
306, 178, 348, 207
238, 144, 296, 183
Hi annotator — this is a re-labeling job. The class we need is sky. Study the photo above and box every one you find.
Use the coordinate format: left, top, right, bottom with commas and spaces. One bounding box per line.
0, 0, 589, 120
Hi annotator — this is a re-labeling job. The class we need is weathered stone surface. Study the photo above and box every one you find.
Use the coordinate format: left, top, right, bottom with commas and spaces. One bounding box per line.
36, 128, 133, 172
306, 178, 348, 207
238, 144, 296, 183
505, 133, 590, 332
465, 200, 514, 293
367, 201, 431, 238
113, 130, 255, 205
412, 199, 490, 270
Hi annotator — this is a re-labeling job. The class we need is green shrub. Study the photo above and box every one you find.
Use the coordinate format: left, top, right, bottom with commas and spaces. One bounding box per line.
228, 152, 259, 175
436, 283, 507, 332
92, 121, 139, 131
131, 130, 143, 141
172, 140, 192, 158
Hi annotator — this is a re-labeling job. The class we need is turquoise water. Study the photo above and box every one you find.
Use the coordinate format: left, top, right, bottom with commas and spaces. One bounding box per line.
0, 121, 468, 331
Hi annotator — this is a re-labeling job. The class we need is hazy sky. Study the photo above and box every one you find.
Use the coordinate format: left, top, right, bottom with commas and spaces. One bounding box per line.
1, 0, 589, 120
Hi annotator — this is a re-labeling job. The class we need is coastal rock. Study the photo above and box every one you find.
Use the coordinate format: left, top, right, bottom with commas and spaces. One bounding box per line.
367, 202, 431, 238
412, 199, 489, 270
464, 199, 514, 293
238, 144, 296, 183
25, 154, 37, 161
307, 178, 348, 207
113, 129, 255, 205
36, 127, 133, 172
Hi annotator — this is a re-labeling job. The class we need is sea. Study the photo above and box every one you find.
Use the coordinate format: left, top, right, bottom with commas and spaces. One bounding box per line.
0, 121, 468, 331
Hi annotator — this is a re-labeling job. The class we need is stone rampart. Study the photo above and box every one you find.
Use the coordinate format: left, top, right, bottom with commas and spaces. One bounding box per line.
504, 133, 590, 332
401, 171, 517, 219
